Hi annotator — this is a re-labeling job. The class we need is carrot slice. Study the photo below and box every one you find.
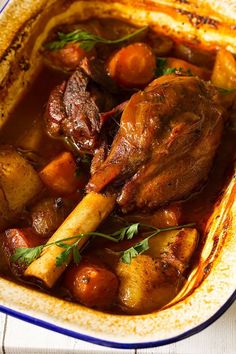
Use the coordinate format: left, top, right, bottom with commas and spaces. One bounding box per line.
64, 257, 119, 308
165, 58, 210, 80
39, 151, 85, 195
106, 42, 156, 88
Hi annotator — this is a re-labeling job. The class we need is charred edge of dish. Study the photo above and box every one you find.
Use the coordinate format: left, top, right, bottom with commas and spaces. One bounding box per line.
175, 0, 190, 4
202, 213, 232, 280
175, 9, 219, 29
0, 12, 43, 92
168, 206, 233, 306
0, 15, 39, 63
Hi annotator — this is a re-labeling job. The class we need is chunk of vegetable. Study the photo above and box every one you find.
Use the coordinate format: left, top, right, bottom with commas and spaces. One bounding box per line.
165, 58, 210, 80
0, 188, 11, 230
39, 151, 86, 195
0, 146, 42, 216
117, 255, 179, 314
116, 228, 198, 314
64, 257, 119, 309
147, 228, 198, 266
106, 42, 156, 88
31, 197, 73, 237
211, 49, 236, 89
2, 228, 43, 276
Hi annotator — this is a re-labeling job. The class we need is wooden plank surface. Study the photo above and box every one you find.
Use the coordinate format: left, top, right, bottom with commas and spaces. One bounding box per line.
137, 301, 236, 354
1, 301, 235, 353
2, 315, 134, 354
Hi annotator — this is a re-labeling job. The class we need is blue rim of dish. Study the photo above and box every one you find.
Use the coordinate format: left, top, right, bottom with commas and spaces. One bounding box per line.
0, 0, 10, 14
0, 289, 235, 349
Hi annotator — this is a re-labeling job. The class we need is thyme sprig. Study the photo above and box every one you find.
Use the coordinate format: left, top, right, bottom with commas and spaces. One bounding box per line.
11, 222, 195, 267
45, 26, 148, 51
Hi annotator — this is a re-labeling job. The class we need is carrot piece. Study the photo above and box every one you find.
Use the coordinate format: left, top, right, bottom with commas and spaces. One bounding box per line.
165, 58, 210, 80
39, 152, 85, 195
106, 42, 156, 88
211, 49, 236, 89
64, 257, 119, 309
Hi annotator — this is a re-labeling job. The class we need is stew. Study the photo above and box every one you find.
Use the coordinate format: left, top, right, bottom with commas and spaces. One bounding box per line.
0, 18, 235, 315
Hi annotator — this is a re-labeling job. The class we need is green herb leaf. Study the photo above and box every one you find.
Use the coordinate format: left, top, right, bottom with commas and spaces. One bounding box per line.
11, 245, 44, 266
155, 58, 168, 77
119, 222, 196, 264
156, 58, 193, 77
55, 241, 71, 249
72, 246, 82, 264
112, 223, 140, 241
56, 247, 72, 267
45, 26, 148, 51
163, 67, 177, 75
121, 238, 150, 264
11, 222, 195, 268
216, 87, 236, 95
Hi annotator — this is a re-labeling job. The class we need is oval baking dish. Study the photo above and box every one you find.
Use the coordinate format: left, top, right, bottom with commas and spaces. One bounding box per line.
0, 0, 235, 348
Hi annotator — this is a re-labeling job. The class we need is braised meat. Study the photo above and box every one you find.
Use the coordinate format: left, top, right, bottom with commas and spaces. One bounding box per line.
45, 70, 109, 152
87, 75, 224, 212
80, 57, 119, 94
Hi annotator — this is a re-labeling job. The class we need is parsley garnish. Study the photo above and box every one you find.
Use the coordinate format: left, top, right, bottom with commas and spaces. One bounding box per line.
156, 58, 168, 77
216, 87, 236, 95
45, 26, 148, 51
11, 223, 195, 267
156, 57, 193, 77
119, 223, 195, 264
12, 245, 44, 266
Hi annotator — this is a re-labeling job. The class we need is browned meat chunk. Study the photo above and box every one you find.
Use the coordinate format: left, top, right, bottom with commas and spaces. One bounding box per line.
44, 43, 96, 72
87, 76, 224, 212
80, 57, 119, 94
45, 69, 117, 153
45, 70, 102, 152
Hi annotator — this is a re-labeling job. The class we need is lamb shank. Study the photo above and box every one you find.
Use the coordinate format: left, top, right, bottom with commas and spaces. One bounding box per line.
31, 72, 224, 288
46, 71, 224, 212
89, 75, 224, 211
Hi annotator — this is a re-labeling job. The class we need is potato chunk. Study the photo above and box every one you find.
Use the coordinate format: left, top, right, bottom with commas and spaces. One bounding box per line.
31, 197, 73, 237
211, 49, 236, 90
0, 146, 42, 218
116, 228, 198, 314
0, 188, 11, 230
148, 228, 198, 271
117, 255, 179, 314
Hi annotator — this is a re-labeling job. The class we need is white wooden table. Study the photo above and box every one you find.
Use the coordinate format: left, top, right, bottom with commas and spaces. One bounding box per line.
0, 301, 235, 354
